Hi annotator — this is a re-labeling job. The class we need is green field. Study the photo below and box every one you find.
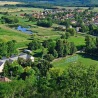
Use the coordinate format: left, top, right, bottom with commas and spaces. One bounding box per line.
68, 35, 85, 47
0, 25, 30, 49
52, 53, 98, 69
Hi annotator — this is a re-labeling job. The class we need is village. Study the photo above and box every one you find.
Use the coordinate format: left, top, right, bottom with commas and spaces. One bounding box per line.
19, 7, 98, 26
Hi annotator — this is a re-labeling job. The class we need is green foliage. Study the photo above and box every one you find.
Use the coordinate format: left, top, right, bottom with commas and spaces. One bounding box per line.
66, 28, 76, 36
44, 54, 54, 61
1, 16, 19, 24
61, 32, 70, 39
28, 39, 41, 50
85, 35, 97, 55
7, 40, 17, 57
0, 40, 17, 57
60, 19, 71, 28
37, 19, 52, 27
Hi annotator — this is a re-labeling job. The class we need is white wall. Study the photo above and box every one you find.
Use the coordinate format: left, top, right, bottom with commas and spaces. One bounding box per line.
0, 63, 4, 73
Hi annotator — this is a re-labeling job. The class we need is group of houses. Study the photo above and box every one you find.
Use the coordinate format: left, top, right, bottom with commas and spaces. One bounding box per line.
19, 7, 98, 25
0, 53, 34, 73
20, 8, 82, 19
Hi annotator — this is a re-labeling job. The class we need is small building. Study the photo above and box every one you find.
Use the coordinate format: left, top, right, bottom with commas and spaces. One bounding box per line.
0, 53, 34, 73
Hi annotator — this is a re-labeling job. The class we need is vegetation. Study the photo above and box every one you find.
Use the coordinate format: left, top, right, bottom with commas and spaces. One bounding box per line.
0, 3, 98, 98
1, 62, 98, 98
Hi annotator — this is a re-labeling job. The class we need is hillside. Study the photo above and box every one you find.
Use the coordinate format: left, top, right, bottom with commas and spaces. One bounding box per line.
0, 0, 98, 5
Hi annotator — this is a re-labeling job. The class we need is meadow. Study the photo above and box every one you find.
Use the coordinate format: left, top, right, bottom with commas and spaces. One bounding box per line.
0, 25, 30, 49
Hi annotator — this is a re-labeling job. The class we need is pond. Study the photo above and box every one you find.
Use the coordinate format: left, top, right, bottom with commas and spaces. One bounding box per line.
17, 26, 33, 34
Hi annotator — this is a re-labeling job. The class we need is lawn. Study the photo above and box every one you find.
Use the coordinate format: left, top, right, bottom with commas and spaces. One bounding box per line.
52, 53, 98, 69
68, 35, 85, 47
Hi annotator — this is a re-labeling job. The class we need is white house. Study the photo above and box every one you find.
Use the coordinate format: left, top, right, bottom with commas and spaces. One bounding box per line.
0, 54, 34, 73
19, 54, 34, 62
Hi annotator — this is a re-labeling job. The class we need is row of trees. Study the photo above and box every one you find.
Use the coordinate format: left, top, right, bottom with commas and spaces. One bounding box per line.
45, 39, 77, 59
28, 37, 77, 62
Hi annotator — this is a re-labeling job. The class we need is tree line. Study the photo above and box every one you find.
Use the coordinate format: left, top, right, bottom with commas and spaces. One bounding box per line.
28, 37, 77, 62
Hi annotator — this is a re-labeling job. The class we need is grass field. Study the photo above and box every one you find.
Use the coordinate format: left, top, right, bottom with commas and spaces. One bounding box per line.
0, 25, 30, 49
52, 53, 98, 69
68, 35, 85, 47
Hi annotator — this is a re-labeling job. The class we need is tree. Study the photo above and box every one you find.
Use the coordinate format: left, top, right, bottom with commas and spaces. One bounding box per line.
56, 39, 64, 57
80, 24, 89, 33
63, 40, 70, 56
85, 36, 96, 54
44, 54, 54, 61
61, 32, 70, 39
0, 42, 7, 57
37, 19, 52, 27
60, 19, 71, 28
28, 39, 41, 50
7, 40, 16, 57
1, 16, 19, 24
96, 37, 98, 48
28, 16, 36, 22
52, 49, 58, 58
70, 42, 77, 55
66, 28, 76, 36
37, 60, 53, 76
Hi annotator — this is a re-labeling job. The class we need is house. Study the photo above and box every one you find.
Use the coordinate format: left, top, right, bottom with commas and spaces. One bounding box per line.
0, 76, 11, 82
0, 54, 34, 73
0, 62, 5, 73
19, 54, 34, 62
9, 56, 18, 63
